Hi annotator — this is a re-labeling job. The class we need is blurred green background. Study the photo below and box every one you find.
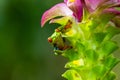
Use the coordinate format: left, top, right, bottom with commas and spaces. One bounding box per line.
0, 0, 120, 80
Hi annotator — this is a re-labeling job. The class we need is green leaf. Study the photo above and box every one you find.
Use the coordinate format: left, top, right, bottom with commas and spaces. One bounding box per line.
62, 70, 82, 80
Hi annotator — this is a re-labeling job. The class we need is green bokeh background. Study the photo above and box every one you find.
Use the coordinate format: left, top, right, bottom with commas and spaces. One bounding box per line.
0, 0, 120, 80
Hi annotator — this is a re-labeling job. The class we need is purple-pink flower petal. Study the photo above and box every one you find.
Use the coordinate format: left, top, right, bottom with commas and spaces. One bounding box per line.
64, 0, 83, 22
104, 8, 120, 15
110, 0, 120, 3
64, 0, 67, 3
85, 0, 100, 10
84, 0, 107, 12
84, 0, 120, 12
41, 3, 73, 27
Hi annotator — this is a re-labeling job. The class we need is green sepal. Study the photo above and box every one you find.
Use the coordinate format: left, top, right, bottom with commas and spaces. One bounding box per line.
103, 71, 116, 80
82, 7, 90, 22
50, 16, 71, 26
65, 58, 84, 68
75, 41, 85, 55
92, 32, 107, 44
98, 41, 118, 57
87, 65, 108, 80
62, 49, 80, 61
96, 12, 115, 28
102, 55, 120, 71
88, 8, 117, 30
115, 7, 120, 11
104, 26, 120, 40
86, 18, 100, 30
85, 49, 98, 65
62, 69, 82, 80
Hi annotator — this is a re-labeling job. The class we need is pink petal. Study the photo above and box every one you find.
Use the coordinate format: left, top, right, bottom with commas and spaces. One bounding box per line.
104, 8, 120, 15
85, 0, 103, 11
106, 0, 120, 7
41, 3, 73, 27
65, 0, 83, 22
84, 0, 120, 12
84, 0, 111, 12
110, 0, 120, 2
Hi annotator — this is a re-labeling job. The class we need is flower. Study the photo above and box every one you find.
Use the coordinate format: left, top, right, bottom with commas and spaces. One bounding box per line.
64, 0, 83, 22
41, 0, 120, 27
84, 0, 120, 12
41, 0, 83, 27
83, 0, 120, 18
83, 0, 120, 28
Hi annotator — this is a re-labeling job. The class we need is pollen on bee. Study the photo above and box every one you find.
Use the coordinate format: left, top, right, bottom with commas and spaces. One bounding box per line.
48, 37, 52, 43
